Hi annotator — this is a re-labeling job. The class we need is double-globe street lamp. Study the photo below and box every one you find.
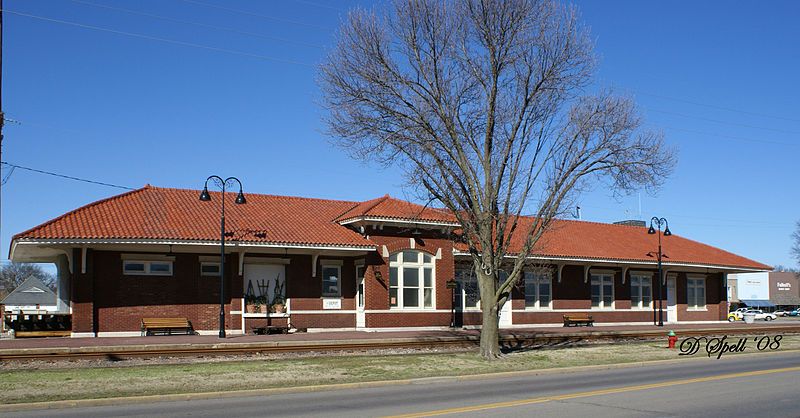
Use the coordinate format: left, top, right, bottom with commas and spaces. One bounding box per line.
200, 176, 246, 338
647, 217, 671, 327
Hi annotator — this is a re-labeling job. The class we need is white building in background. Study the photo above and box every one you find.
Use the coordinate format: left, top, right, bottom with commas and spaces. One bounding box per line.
1, 276, 58, 312
728, 272, 774, 309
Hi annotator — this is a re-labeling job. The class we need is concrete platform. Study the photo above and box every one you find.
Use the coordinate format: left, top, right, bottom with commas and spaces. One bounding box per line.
1, 320, 799, 357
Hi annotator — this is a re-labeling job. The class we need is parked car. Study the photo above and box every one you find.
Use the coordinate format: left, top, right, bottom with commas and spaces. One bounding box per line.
788, 309, 800, 317
773, 310, 789, 317
727, 312, 741, 322
743, 309, 777, 321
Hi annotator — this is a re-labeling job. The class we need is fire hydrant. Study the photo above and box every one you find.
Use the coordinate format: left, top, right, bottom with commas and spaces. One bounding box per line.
667, 330, 678, 349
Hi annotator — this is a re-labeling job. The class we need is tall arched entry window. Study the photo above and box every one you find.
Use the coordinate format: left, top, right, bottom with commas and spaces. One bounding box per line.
389, 251, 435, 309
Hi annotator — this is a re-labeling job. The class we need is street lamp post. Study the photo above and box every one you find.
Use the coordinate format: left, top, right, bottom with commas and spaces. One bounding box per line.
647, 217, 671, 327
200, 176, 246, 338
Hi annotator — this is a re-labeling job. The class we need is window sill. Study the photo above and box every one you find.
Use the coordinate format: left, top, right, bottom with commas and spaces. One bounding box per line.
243, 313, 289, 318
590, 307, 616, 311
388, 308, 436, 312
523, 307, 553, 311
686, 307, 708, 312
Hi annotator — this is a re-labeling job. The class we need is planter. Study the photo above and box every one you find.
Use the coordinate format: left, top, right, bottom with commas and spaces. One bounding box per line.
246, 304, 257, 314
272, 303, 285, 314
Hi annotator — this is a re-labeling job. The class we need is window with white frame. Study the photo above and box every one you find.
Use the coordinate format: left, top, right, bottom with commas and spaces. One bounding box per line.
389, 251, 434, 309
200, 262, 221, 277
455, 267, 480, 309
524, 271, 552, 309
687, 277, 706, 309
590, 273, 614, 308
321, 265, 341, 297
123, 260, 173, 276
630, 274, 652, 308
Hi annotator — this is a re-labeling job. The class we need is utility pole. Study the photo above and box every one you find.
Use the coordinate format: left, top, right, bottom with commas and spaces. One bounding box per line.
1, 0, 5, 243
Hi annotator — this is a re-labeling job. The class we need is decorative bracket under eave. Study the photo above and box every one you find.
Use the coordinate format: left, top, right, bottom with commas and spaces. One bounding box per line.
311, 253, 319, 277
621, 266, 629, 285
557, 264, 565, 283
584, 265, 591, 283
81, 247, 88, 274
238, 249, 246, 275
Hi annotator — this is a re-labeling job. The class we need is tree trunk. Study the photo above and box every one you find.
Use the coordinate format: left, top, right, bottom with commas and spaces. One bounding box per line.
479, 297, 502, 359
476, 262, 503, 360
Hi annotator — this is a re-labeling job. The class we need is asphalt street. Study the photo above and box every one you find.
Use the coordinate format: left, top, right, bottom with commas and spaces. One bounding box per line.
6, 350, 800, 418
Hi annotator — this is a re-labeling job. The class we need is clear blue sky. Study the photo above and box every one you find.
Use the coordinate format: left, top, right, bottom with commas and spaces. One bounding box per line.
2, 0, 798, 270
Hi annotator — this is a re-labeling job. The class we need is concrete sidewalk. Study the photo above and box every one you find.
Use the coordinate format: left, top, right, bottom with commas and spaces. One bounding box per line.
1, 321, 798, 356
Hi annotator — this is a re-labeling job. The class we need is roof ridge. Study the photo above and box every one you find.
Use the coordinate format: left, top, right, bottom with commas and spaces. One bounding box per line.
10, 186, 149, 245
147, 185, 361, 206
333, 194, 390, 222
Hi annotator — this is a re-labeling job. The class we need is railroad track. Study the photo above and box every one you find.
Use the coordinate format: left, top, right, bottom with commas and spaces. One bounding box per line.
2, 325, 798, 362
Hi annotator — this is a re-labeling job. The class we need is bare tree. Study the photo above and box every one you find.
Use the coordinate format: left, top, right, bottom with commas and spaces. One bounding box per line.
0, 263, 56, 298
320, 0, 675, 359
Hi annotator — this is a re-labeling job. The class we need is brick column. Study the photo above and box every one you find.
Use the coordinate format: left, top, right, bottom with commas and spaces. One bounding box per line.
71, 248, 96, 337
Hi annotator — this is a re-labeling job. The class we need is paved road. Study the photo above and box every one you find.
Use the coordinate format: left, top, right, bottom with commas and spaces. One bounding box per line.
8, 351, 800, 417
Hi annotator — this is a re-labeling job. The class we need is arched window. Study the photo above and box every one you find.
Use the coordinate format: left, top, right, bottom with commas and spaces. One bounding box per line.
389, 251, 435, 309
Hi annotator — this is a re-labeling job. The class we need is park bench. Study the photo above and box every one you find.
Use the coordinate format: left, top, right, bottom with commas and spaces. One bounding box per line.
141, 317, 194, 336
562, 314, 594, 327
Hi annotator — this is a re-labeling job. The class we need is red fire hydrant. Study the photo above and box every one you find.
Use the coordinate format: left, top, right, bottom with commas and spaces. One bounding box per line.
668, 330, 678, 349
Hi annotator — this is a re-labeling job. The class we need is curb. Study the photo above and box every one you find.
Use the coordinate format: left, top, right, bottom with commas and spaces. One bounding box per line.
1, 347, 798, 413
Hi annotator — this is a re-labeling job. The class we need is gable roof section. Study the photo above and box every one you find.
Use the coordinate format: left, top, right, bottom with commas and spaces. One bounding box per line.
13, 186, 375, 249
1, 276, 56, 306
490, 218, 771, 270
336, 195, 458, 226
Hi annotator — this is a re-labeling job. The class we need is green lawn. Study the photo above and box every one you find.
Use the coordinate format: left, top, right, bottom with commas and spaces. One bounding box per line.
2, 335, 798, 405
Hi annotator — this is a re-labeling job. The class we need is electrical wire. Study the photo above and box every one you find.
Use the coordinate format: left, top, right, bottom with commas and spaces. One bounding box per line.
0, 162, 135, 190
70, 0, 325, 50
1, 9, 313, 67
633, 90, 800, 124
178, 0, 331, 30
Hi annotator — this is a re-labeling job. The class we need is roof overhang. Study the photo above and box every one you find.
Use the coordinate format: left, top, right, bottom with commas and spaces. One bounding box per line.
338, 216, 460, 229
10, 238, 377, 262
452, 251, 769, 273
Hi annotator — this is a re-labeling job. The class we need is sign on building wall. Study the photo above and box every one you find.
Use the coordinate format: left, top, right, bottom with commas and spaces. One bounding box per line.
731, 272, 770, 300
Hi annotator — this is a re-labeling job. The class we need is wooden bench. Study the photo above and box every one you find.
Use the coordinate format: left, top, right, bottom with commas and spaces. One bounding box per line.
141, 318, 194, 336
563, 314, 594, 327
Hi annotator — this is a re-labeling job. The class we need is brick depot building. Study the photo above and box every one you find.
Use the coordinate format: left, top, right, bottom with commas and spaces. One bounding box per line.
9, 186, 770, 337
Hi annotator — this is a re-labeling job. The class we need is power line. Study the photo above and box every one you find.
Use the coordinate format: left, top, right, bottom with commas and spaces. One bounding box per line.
650, 124, 799, 147
179, 0, 332, 30
634, 89, 800, 124
0, 161, 135, 190
70, 0, 325, 50
2, 9, 313, 67
647, 108, 800, 136
291, 0, 347, 12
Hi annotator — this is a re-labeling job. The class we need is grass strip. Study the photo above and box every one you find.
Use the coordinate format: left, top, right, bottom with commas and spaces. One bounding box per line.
2, 335, 798, 405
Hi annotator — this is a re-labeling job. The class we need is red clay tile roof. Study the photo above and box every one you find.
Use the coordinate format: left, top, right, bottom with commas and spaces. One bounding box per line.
13, 186, 374, 249
335, 195, 458, 225
479, 218, 770, 270
12, 186, 769, 270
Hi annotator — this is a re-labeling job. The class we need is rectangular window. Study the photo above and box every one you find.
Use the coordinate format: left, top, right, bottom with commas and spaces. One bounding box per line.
630, 274, 652, 308
356, 265, 365, 309
389, 251, 436, 309
524, 271, 552, 309
201, 262, 221, 277
389, 267, 399, 307
591, 273, 614, 308
322, 266, 341, 297
455, 268, 479, 309
687, 277, 706, 309
123, 260, 173, 276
